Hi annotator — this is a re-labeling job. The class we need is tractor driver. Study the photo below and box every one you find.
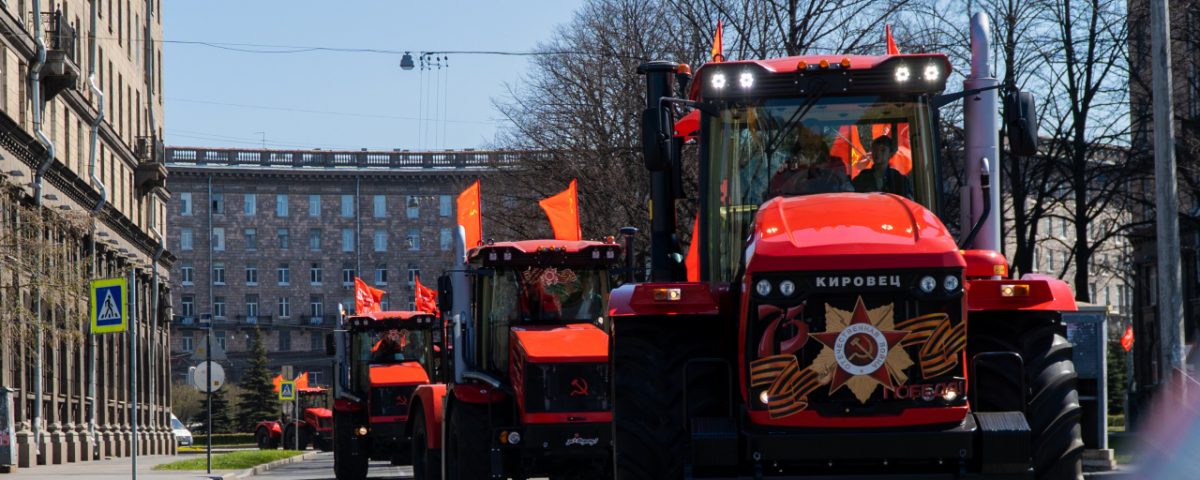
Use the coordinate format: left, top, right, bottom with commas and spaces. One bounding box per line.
767, 128, 852, 198
852, 134, 913, 198
369, 329, 409, 363
519, 279, 563, 322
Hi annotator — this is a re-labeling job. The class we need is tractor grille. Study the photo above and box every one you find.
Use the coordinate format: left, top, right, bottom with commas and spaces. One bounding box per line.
522, 363, 610, 413
369, 385, 415, 418
747, 269, 966, 417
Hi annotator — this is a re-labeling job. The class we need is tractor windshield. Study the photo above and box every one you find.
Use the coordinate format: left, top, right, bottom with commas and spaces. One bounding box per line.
300, 391, 329, 410
353, 328, 432, 366
706, 95, 939, 281
478, 266, 610, 372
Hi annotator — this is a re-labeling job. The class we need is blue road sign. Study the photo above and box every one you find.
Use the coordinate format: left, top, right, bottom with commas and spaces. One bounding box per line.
90, 278, 127, 334
279, 381, 296, 401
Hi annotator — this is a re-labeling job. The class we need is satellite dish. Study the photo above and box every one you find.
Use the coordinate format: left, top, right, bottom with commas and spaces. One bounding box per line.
192, 361, 226, 393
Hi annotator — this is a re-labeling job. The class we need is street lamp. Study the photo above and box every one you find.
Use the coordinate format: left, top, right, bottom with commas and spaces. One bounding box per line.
400, 52, 415, 70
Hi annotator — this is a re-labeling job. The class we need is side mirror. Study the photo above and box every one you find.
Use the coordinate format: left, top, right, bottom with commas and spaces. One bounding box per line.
437, 275, 453, 316
1004, 91, 1038, 156
324, 333, 335, 356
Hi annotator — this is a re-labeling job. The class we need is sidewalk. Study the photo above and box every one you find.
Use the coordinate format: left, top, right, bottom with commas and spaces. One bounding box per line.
5, 454, 236, 479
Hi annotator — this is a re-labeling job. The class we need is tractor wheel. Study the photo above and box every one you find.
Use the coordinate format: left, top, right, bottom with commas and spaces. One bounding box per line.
971, 315, 1084, 480
282, 424, 310, 451
333, 412, 368, 480
317, 437, 333, 452
255, 427, 273, 450
613, 318, 725, 480
411, 411, 442, 480
445, 401, 490, 480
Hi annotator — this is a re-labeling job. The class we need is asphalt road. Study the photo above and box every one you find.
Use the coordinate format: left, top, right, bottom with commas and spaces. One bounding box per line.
255, 452, 412, 480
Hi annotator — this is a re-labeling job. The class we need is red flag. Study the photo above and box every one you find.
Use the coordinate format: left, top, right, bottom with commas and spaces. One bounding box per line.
1121, 325, 1134, 352
830, 125, 867, 177
457, 180, 482, 249
885, 24, 900, 55
871, 123, 913, 175
272, 374, 282, 393
711, 19, 724, 62
294, 372, 309, 390
686, 214, 701, 282
354, 277, 385, 315
539, 179, 582, 241
413, 275, 440, 316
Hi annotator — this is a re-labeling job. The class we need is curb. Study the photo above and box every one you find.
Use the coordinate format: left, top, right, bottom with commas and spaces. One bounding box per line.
220, 451, 321, 479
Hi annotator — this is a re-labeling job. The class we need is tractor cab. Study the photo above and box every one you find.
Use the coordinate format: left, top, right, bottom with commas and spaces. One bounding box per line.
344, 311, 440, 423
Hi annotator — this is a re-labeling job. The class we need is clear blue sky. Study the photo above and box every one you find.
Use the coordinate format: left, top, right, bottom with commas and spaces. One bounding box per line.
163, 1, 583, 151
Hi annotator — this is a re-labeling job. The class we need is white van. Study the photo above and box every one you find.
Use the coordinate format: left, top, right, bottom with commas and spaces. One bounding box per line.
171, 414, 193, 446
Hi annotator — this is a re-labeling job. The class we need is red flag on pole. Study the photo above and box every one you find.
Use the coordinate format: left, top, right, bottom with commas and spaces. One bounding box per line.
885, 24, 900, 55
539, 179, 582, 241
830, 125, 867, 177
1121, 325, 1135, 352
457, 180, 482, 249
294, 372, 309, 390
414, 275, 439, 316
354, 277, 385, 315
686, 214, 701, 282
711, 19, 724, 62
272, 374, 282, 393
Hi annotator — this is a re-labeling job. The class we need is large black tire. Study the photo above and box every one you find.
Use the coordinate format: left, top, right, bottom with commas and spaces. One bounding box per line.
282, 424, 312, 451
411, 410, 443, 480
445, 401, 491, 480
317, 437, 333, 452
613, 318, 727, 480
333, 412, 369, 480
255, 427, 274, 450
971, 315, 1084, 480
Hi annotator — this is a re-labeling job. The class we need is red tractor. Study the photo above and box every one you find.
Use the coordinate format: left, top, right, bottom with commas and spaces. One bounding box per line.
331, 311, 442, 480
611, 14, 1083, 480
407, 239, 622, 480
254, 386, 334, 451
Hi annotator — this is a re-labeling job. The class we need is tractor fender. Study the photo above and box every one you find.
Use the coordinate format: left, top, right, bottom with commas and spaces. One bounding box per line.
334, 397, 365, 413
608, 282, 726, 317
965, 275, 1078, 312
407, 384, 447, 450
256, 420, 282, 438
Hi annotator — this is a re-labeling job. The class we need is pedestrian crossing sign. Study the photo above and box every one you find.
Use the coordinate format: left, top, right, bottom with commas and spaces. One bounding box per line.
90, 278, 127, 334
279, 381, 296, 401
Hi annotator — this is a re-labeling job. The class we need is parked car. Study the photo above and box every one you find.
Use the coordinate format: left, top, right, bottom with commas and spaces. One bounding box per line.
171, 414, 193, 446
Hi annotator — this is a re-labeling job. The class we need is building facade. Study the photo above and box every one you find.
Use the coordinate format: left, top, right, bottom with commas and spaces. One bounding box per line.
0, 0, 171, 472
164, 147, 522, 389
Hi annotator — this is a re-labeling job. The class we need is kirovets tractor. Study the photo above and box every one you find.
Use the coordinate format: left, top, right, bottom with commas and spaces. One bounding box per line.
610, 13, 1083, 480
254, 386, 333, 451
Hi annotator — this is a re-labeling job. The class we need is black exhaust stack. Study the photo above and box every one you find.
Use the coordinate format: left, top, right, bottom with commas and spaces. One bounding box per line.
638, 61, 684, 282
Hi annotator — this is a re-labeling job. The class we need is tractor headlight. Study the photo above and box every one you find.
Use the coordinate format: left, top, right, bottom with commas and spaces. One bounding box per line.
779, 280, 796, 296
895, 65, 911, 82
755, 279, 772, 297
918, 275, 937, 293
711, 73, 727, 89
943, 275, 960, 292
942, 385, 959, 402
923, 64, 940, 81
758, 390, 770, 405
354, 426, 369, 436
739, 72, 754, 88
507, 431, 521, 445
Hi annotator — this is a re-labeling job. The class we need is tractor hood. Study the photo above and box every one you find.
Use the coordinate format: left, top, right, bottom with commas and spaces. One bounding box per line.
511, 323, 608, 364
304, 407, 332, 418
748, 193, 964, 272
368, 362, 429, 387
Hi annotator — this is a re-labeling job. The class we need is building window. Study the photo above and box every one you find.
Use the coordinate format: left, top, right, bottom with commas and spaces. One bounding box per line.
244, 193, 256, 216
212, 227, 225, 251
181, 295, 194, 318
180, 192, 192, 216
374, 229, 387, 252
245, 264, 258, 285
278, 297, 290, 318
276, 194, 288, 217
279, 330, 291, 351
277, 228, 289, 249
408, 266, 420, 286
1047, 250, 1056, 271
375, 264, 388, 285
406, 196, 420, 218
310, 333, 322, 352
181, 264, 194, 285
309, 229, 321, 251
440, 228, 452, 251
342, 265, 355, 286
182, 335, 193, 352
246, 295, 259, 318
216, 331, 227, 350
439, 195, 452, 216
310, 295, 324, 317
407, 229, 420, 250
181, 228, 193, 251
245, 228, 258, 251
278, 264, 290, 285
212, 264, 226, 285
341, 194, 354, 217
373, 195, 386, 218
213, 296, 226, 319
341, 228, 355, 252
308, 194, 320, 216
211, 192, 224, 214
310, 263, 323, 284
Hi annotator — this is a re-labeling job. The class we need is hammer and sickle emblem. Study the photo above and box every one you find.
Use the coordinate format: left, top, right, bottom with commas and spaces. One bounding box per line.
569, 377, 589, 397
394, 394, 408, 406
847, 335, 878, 363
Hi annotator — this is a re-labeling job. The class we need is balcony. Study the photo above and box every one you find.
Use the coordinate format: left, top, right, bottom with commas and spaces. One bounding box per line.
39, 10, 80, 100
135, 137, 168, 197
236, 315, 274, 326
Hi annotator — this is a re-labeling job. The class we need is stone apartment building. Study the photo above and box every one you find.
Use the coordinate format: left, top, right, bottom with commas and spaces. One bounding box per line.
165, 147, 522, 387
1126, 0, 1200, 413
0, 0, 172, 472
